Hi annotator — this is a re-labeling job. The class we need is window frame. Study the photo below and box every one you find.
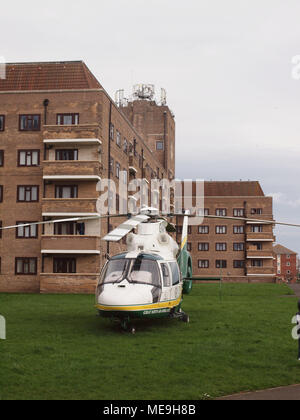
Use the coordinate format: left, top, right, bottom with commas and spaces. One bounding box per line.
18, 150, 40, 167
19, 114, 41, 131
55, 185, 78, 199
56, 113, 79, 126
16, 221, 38, 239
15, 257, 38, 275
17, 185, 39, 203
53, 257, 77, 274
55, 149, 78, 161
0, 115, 5, 132
198, 260, 209, 269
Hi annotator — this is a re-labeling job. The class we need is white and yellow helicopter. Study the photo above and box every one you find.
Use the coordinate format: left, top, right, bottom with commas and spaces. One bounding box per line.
1, 207, 300, 334
96, 207, 193, 333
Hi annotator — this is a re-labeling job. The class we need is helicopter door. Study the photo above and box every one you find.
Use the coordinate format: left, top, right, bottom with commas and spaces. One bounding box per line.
160, 263, 172, 302
169, 262, 182, 301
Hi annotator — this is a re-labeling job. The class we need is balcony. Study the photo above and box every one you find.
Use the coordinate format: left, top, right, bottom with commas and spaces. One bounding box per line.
246, 233, 275, 242
246, 250, 275, 259
43, 124, 101, 141
41, 235, 101, 254
246, 267, 275, 276
43, 161, 103, 180
42, 198, 99, 215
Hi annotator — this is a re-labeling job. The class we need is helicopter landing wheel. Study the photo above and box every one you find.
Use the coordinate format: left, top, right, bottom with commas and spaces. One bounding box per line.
181, 313, 190, 324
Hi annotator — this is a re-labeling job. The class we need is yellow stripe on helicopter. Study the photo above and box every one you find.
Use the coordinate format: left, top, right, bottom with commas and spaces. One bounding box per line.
181, 237, 188, 250
96, 297, 182, 312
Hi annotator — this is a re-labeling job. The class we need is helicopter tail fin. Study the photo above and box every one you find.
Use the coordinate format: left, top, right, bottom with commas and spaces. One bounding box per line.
178, 210, 193, 295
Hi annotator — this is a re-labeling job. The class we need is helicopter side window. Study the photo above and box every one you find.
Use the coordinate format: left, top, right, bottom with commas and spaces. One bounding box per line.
161, 263, 171, 288
169, 262, 181, 286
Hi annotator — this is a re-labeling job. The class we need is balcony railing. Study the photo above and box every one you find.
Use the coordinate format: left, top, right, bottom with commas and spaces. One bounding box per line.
41, 235, 101, 253
246, 233, 275, 241
43, 124, 101, 140
42, 198, 99, 215
43, 161, 103, 177
246, 250, 275, 258
246, 267, 275, 276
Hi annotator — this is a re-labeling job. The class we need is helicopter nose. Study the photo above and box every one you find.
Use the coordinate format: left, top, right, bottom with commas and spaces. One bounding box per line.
98, 282, 153, 306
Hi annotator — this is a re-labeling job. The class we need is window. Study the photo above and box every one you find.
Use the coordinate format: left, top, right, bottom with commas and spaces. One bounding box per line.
187, 243, 192, 252
233, 243, 245, 251
53, 258, 76, 274
110, 124, 114, 140
198, 243, 209, 251
110, 158, 114, 175
18, 150, 40, 167
56, 149, 78, 161
287, 255, 291, 259
252, 242, 263, 250
161, 263, 171, 287
15, 258, 37, 275
216, 243, 227, 251
55, 186, 78, 199
234, 225, 244, 234
16, 222, 38, 239
170, 262, 181, 286
198, 225, 209, 234
0, 115, 5, 131
216, 260, 227, 269
54, 222, 82, 235
233, 209, 244, 217
116, 131, 121, 147
216, 226, 227, 234
198, 208, 209, 216
234, 260, 245, 269
57, 114, 79, 125
0, 150, 3, 166
19, 115, 41, 131
216, 209, 227, 216
123, 170, 128, 184
286, 262, 291, 267
251, 208, 263, 215
251, 225, 263, 233
123, 139, 128, 154
198, 260, 209, 269
287, 270, 291, 275
0, 186, 2, 202
177, 226, 183, 235
156, 141, 164, 151
251, 260, 263, 267
116, 162, 120, 179
17, 186, 39, 202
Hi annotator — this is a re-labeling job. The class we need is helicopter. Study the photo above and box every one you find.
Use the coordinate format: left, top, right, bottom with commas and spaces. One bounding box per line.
1, 208, 300, 334
95, 207, 193, 333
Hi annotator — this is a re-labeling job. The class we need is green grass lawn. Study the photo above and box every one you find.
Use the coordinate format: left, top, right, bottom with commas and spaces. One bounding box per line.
0, 283, 299, 400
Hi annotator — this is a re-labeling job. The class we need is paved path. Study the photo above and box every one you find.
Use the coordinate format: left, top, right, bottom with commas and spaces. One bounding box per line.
220, 284, 300, 400
289, 284, 300, 298
219, 384, 300, 400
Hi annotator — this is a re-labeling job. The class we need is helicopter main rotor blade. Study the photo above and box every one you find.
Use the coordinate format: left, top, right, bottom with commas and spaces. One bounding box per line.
102, 214, 150, 242
0, 214, 133, 231
168, 213, 300, 228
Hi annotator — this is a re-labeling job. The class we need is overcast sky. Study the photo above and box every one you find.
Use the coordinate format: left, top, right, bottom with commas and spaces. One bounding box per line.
1, 0, 300, 254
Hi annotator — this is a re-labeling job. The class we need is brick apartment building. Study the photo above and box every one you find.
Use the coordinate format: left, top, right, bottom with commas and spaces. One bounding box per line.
0, 61, 175, 294
273, 244, 298, 283
176, 181, 276, 283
